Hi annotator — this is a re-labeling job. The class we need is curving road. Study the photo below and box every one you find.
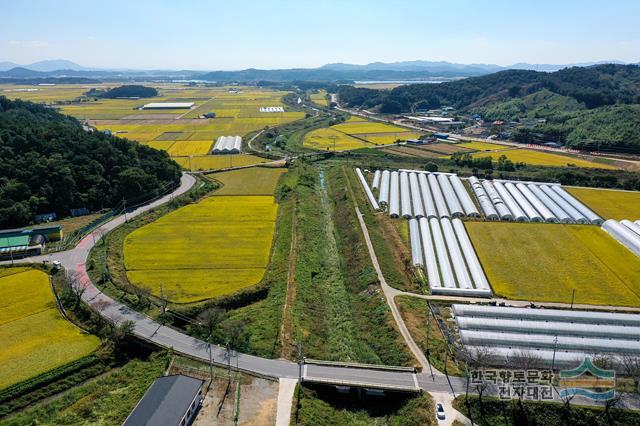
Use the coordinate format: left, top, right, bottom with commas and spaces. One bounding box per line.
4, 171, 637, 415
1, 172, 421, 392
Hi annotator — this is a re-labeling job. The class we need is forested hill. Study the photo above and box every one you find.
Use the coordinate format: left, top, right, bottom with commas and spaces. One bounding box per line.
86, 85, 158, 99
337, 64, 640, 152
0, 97, 181, 228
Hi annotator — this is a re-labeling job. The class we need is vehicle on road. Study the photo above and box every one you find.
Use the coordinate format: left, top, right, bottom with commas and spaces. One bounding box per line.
436, 403, 446, 420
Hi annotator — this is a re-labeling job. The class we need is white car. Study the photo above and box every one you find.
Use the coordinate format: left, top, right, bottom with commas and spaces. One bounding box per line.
436, 403, 446, 421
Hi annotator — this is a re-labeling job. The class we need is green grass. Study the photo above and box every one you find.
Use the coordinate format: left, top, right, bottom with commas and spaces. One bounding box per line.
0, 355, 167, 426
293, 384, 436, 426
466, 222, 640, 306
566, 187, 640, 220
395, 297, 462, 375
453, 395, 640, 426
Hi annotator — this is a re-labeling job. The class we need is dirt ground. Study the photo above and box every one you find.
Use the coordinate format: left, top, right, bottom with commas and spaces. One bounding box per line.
192, 374, 278, 426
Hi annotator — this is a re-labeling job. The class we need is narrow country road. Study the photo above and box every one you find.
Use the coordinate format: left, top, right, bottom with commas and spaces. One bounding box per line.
3, 171, 638, 415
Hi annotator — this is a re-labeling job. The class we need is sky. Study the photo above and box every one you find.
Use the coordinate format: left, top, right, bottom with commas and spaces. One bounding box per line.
1, 0, 639, 70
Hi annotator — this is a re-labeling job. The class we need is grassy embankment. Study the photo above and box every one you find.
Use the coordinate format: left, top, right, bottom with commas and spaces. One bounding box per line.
293, 384, 436, 426
0, 355, 167, 426
286, 163, 413, 365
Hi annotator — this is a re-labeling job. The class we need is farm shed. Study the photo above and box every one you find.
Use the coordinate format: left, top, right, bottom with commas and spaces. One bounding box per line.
141, 102, 194, 109
211, 135, 242, 154
259, 106, 285, 112
0, 225, 62, 259
453, 304, 640, 370
123, 375, 204, 426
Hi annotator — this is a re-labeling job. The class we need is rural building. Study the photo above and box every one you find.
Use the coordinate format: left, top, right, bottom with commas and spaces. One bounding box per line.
433, 132, 449, 140
0, 225, 62, 259
141, 102, 195, 110
259, 106, 284, 112
211, 135, 242, 154
123, 375, 204, 426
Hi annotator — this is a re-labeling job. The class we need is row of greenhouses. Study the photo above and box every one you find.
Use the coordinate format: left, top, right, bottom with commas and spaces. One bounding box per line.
467, 177, 602, 224
409, 217, 492, 297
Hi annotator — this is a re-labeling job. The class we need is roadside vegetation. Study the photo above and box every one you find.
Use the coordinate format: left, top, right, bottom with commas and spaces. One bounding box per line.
293, 384, 436, 426
1, 354, 167, 426
454, 395, 640, 426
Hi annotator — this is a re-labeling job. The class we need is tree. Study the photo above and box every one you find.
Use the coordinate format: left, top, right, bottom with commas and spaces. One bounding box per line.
66, 270, 87, 309
198, 306, 225, 337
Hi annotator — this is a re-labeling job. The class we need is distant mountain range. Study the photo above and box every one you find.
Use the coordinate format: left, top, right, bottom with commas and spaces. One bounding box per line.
0, 59, 636, 81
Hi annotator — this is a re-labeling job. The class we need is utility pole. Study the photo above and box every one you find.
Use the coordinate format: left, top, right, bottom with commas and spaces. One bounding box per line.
208, 333, 214, 392
227, 342, 232, 384
551, 335, 558, 372
426, 307, 435, 380
122, 198, 128, 222
570, 289, 576, 309
296, 341, 304, 383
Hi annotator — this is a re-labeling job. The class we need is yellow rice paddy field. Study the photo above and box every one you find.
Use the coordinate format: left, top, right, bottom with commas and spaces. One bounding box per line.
566, 187, 640, 220
0, 268, 100, 389
331, 121, 409, 135
466, 222, 640, 306
471, 148, 617, 169
208, 168, 286, 195
309, 90, 328, 106
172, 154, 269, 171
304, 118, 421, 151
303, 127, 373, 151
124, 195, 279, 303
3, 84, 305, 161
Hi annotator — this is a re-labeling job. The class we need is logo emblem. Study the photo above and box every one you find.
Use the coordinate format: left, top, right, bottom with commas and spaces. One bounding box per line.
559, 357, 615, 400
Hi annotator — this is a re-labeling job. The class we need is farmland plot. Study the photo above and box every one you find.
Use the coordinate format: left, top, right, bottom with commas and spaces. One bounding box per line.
0, 268, 100, 389
470, 148, 617, 169
566, 187, 640, 220
303, 127, 372, 151
124, 196, 278, 303
466, 222, 640, 306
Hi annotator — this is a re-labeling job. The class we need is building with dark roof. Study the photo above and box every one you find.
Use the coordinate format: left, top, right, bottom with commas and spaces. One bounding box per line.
123, 375, 204, 426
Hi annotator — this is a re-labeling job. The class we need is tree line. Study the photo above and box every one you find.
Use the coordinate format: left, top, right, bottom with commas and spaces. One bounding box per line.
0, 97, 181, 228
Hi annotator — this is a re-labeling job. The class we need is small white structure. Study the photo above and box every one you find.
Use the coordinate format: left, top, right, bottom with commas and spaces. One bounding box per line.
211, 136, 242, 154
141, 102, 194, 109
259, 106, 285, 113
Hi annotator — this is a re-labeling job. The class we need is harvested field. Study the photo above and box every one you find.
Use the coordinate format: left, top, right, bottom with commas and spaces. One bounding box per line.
380, 146, 441, 158
466, 222, 640, 306
458, 141, 511, 151
172, 154, 269, 171
566, 187, 640, 220
208, 168, 286, 195
124, 196, 279, 302
471, 148, 618, 169
0, 268, 100, 389
423, 143, 473, 155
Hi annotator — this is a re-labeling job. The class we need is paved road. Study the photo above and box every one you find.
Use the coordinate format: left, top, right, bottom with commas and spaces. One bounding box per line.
1, 172, 420, 392
4, 171, 639, 411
